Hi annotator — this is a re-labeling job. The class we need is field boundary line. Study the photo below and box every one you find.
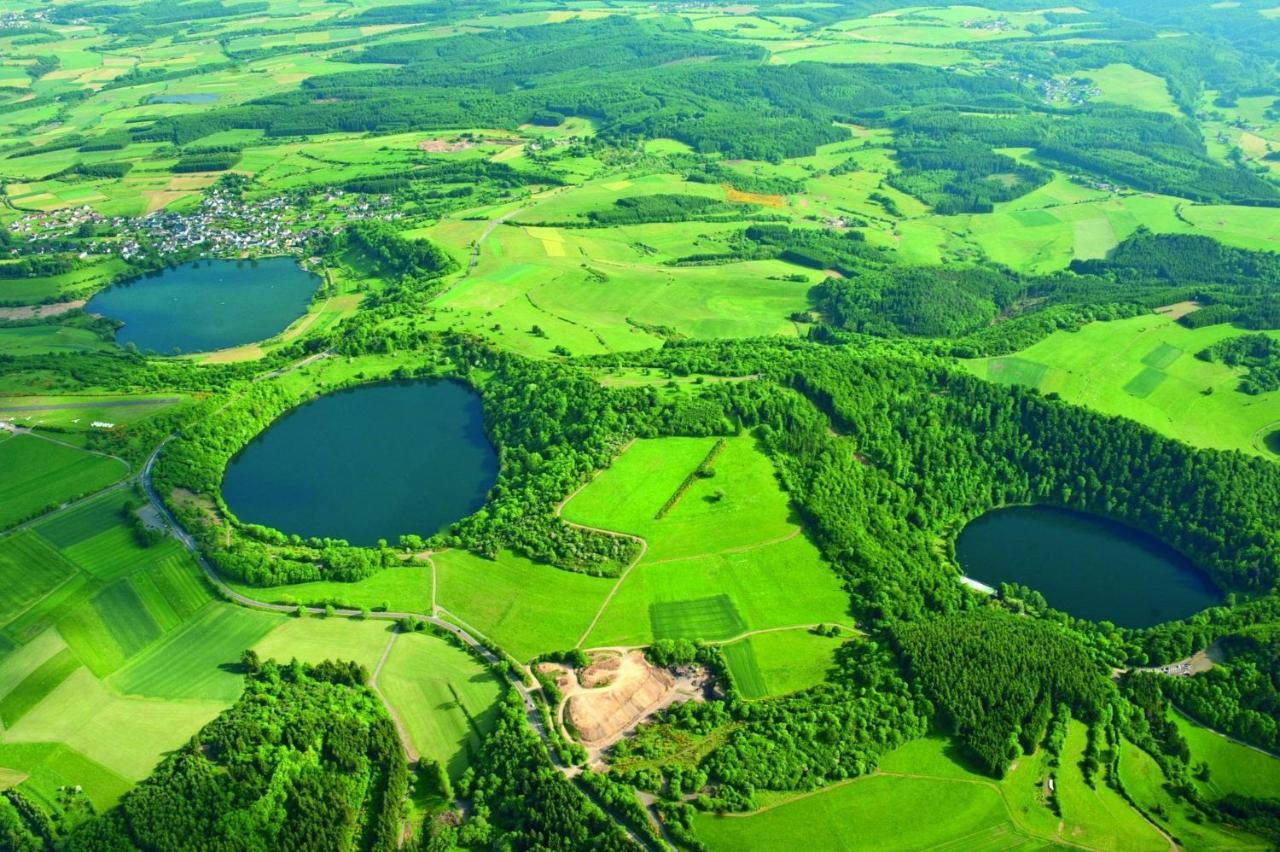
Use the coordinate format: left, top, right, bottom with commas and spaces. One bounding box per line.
642, 525, 803, 566
0, 423, 131, 468
1171, 704, 1280, 761
369, 628, 419, 764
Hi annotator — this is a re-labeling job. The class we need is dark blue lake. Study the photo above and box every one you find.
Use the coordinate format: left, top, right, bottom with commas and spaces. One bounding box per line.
955, 506, 1220, 627
221, 380, 498, 547
87, 258, 318, 354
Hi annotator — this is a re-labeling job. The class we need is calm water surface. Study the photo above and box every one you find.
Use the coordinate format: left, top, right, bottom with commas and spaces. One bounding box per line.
955, 506, 1220, 627
86, 258, 318, 353
222, 381, 498, 547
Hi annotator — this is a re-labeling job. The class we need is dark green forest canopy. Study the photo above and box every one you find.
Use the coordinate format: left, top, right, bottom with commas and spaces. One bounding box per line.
111, 15, 1278, 203
62, 660, 406, 850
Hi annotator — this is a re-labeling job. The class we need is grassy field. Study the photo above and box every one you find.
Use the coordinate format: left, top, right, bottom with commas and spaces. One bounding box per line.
721, 629, 844, 699
694, 725, 1174, 851
375, 632, 504, 779
230, 564, 432, 612
0, 434, 128, 529
434, 549, 612, 661
1117, 737, 1269, 849
963, 312, 1280, 456
563, 436, 850, 648
1172, 711, 1280, 799
1081, 64, 1181, 115
252, 615, 397, 672
1056, 723, 1167, 851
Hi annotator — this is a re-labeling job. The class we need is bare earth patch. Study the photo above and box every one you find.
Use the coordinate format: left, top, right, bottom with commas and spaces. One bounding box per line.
553, 650, 712, 760
1155, 300, 1200, 320
0, 300, 86, 320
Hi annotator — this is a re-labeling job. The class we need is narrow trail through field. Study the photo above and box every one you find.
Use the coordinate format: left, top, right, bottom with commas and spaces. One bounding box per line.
369, 629, 420, 764
583, 621, 863, 654
643, 525, 804, 566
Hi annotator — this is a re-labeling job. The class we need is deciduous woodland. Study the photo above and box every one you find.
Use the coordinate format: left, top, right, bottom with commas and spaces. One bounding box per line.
1, 0, 1279, 849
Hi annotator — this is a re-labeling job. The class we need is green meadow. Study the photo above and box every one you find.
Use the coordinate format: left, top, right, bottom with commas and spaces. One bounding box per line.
0, 433, 128, 529
721, 629, 845, 700
375, 632, 503, 780
562, 436, 850, 648
1172, 711, 1280, 800
434, 549, 612, 661
964, 312, 1280, 456
695, 724, 1182, 851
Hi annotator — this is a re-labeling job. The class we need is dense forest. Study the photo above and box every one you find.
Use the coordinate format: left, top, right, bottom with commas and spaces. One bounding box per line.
59, 659, 405, 851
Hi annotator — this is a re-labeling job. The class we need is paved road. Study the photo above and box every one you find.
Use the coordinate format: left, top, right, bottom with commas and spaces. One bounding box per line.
139, 439, 662, 850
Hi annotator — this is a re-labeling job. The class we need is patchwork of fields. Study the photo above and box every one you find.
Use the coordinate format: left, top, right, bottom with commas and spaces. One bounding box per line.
963, 312, 1280, 455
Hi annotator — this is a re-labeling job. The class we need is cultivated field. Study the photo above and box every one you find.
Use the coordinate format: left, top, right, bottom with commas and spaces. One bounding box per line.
963, 312, 1280, 455
562, 436, 850, 648
0, 433, 128, 529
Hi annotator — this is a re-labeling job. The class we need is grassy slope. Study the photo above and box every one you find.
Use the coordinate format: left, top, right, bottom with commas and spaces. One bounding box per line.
1172, 711, 1280, 799
963, 313, 1280, 455
564, 436, 849, 647
721, 629, 845, 699
434, 549, 612, 662
375, 632, 503, 780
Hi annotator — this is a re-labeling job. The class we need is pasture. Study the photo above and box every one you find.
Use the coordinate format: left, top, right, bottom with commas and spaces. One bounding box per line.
434, 549, 612, 661
1055, 723, 1167, 851
721, 629, 844, 699
1172, 711, 1280, 799
375, 632, 503, 779
963, 312, 1280, 455
0, 434, 128, 529
563, 436, 850, 648
1117, 737, 1269, 849
231, 564, 432, 612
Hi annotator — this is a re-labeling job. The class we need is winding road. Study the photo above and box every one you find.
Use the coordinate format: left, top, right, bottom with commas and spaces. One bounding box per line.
138, 439, 664, 850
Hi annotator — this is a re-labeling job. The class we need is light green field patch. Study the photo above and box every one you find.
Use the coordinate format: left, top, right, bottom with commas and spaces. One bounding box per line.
564, 436, 800, 562
376, 632, 503, 780
1072, 215, 1117, 260
0, 648, 80, 727
0, 629, 67, 701
1011, 209, 1058, 227
1057, 722, 1167, 851
985, 357, 1048, 389
694, 773, 1038, 851
1122, 366, 1167, 399
720, 639, 767, 699
109, 604, 279, 701
253, 616, 395, 673
1173, 711, 1280, 799
57, 579, 162, 676
1082, 64, 1181, 116
650, 595, 747, 643
0, 743, 132, 813
586, 534, 850, 648
964, 313, 1280, 455
1117, 737, 1269, 849
728, 630, 844, 698
2, 666, 227, 782
231, 564, 432, 613
0, 532, 79, 630
434, 549, 611, 661
0, 435, 128, 530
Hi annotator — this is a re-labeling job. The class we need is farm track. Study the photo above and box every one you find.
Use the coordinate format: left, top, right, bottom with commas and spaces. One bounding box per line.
369, 629, 419, 764
139, 436, 666, 851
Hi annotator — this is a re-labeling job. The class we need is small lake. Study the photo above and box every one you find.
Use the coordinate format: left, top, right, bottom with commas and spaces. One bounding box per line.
86, 258, 318, 353
955, 506, 1220, 627
221, 380, 498, 547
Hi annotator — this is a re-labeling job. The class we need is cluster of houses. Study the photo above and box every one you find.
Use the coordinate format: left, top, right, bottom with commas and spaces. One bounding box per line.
7, 186, 404, 263
1012, 72, 1100, 107
0, 8, 47, 30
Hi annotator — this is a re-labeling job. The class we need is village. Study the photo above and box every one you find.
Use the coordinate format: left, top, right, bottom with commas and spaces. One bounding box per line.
5, 183, 404, 263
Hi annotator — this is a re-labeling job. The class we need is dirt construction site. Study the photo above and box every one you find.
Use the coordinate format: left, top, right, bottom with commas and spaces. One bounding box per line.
541, 650, 712, 765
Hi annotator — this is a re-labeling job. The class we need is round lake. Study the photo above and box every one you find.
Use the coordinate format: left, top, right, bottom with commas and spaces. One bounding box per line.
86, 258, 318, 354
955, 506, 1220, 627
221, 380, 498, 547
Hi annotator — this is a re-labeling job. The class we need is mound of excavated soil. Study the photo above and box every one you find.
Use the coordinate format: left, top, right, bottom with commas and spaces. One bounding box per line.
567, 651, 675, 746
